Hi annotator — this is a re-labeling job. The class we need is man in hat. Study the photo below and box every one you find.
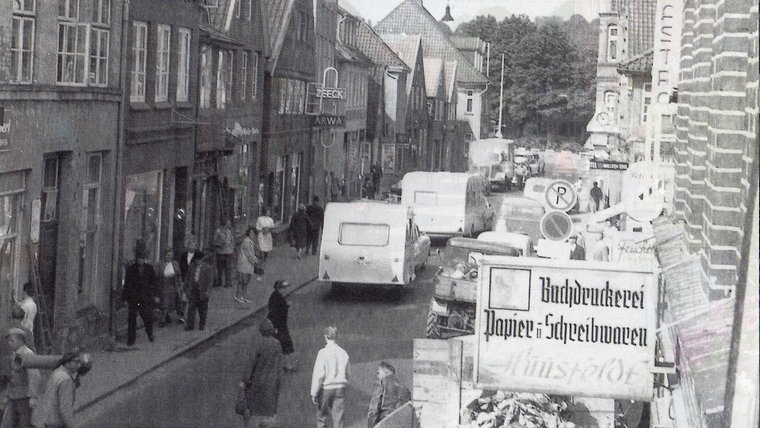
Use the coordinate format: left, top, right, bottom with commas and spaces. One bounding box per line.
36, 351, 88, 428
310, 325, 350, 428
2, 328, 40, 428
123, 240, 158, 346
267, 281, 296, 372
367, 361, 411, 427
569, 234, 586, 261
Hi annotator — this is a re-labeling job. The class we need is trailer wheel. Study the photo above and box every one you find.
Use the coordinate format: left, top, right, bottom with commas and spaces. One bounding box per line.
426, 311, 441, 339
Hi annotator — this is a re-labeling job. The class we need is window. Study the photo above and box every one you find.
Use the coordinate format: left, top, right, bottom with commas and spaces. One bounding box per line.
92, 0, 110, 25
79, 153, 102, 297
339, 223, 389, 246
199, 44, 212, 108
414, 191, 437, 205
642, 83, 652, 123
251, 52, 259, 100
235, 0, 240, 18
466, 98, 473, 113
296, 11, 308, 42
240, 51, 248, 100
130, 21, 148, 101
278, 79, 287, 114
155, 25, 171, 102
216, 50, 233, 108
245, 0, 251, 20
177, 28, 191, 102
59, 0, 79, 19
0, 189, 23, 300
11, 2, 35, 84
607, 25, 618, 62
57, 22, 88, 85
89, 28, 109, 86
42, 157, 60, 222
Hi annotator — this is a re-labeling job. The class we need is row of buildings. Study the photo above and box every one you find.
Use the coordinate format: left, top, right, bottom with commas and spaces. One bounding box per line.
585, 0, 758, 426
0, 0, 492, 350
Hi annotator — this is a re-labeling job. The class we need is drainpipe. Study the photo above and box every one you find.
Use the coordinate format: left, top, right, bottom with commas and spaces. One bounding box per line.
109, 0, 130, 340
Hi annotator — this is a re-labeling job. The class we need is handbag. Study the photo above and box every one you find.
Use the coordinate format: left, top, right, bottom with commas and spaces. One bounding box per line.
235, 384, 249, 416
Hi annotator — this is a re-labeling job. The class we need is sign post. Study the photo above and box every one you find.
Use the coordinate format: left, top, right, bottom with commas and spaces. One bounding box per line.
474, 256, 658, 401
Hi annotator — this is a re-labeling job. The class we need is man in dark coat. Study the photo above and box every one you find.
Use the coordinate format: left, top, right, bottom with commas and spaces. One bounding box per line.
123, 240, 158, 346
184, 252, 215, 331
268, 280, 296, 372
367, 361, 411, 427
306, 197, 324, 256
370, 162, 382, 199
239, 319, 283, 428
178, 234, 204, 284
569, 234, 586, 261
289, 204, 312, 259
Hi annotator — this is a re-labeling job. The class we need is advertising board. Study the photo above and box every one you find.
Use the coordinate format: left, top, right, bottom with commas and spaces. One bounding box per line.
474, 256, 658, 401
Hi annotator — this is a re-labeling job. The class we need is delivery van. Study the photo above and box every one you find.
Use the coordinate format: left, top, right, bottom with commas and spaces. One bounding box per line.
401, 171, 494, 238
318, 201, 431, 286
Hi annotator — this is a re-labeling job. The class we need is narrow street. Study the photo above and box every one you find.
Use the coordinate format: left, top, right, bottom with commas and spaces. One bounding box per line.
80, 257, 439, 428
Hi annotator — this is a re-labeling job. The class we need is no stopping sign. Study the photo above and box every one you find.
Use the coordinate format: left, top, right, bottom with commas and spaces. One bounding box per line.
540, 210, 574, 241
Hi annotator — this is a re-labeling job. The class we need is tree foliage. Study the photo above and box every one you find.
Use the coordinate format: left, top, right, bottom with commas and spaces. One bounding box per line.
456, 13, 598, 146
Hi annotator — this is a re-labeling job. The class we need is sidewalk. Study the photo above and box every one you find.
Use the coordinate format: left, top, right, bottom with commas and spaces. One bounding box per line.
74, 245, 318, 415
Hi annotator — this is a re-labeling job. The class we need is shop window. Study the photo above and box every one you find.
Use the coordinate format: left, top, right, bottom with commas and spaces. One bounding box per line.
79, 153, 102, 300
0, 188, 23, 301
123, 169, 163, 271
11, 1, 35, 84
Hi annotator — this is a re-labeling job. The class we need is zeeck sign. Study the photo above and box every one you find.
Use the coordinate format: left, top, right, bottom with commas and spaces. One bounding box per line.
474, 256, 658, 401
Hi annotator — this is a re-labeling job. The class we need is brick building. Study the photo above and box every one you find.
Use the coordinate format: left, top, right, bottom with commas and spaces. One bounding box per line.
0, 0, 125, 350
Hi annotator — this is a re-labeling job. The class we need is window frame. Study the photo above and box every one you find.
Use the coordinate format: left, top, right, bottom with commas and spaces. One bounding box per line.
92, 0, 110, 25
57, 21, 90, 86
251, 52, 259, 100
11, 15, 35, 84
199, 43, 212, 108
89, 27, 109, 86
176, 28, 191, 102
240, 51, 248, 101
607, 25, 619, 62
58, 0, 79, 20
130, 21, 148, 102
155, 24, 172, 102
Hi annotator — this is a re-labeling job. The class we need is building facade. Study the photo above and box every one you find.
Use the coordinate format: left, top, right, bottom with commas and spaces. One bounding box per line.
262, 0, 316, 223
0, 0, 124, 350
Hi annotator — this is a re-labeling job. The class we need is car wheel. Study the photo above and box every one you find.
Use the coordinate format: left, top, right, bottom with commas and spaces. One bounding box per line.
426, 311, 441, 339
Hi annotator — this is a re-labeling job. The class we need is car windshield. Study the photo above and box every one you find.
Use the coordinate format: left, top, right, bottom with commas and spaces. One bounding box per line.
514, 156, 529, 164
443, 242, 516, 267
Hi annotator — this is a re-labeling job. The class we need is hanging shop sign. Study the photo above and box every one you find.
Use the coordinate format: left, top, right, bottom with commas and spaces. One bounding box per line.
474, 256, 658, 401
589, 159, 629, 170
312, 114, 346, 128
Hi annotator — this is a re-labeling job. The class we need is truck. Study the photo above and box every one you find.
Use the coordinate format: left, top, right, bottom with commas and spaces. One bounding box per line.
467, 138, 515, 191
426, 237, 519, 339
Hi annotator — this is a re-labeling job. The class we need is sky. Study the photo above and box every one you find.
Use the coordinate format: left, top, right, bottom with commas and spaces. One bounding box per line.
346, 0, 602, 27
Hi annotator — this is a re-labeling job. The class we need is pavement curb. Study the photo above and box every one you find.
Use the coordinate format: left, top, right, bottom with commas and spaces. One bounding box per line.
75, 275, 318, 415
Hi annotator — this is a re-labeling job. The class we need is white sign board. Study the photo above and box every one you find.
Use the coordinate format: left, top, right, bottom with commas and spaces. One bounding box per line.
474, 256, 658, 401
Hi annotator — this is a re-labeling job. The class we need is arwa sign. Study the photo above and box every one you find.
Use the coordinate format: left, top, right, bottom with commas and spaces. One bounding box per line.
474, 256, 658, 401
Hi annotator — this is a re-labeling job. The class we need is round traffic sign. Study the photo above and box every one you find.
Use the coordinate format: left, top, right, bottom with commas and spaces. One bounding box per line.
540, 210, 574, 241
544, 179, 577, 212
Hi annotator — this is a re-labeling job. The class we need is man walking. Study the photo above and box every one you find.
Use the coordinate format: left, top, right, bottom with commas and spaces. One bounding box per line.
2, 328, 40, 428
310, 326, 350, 428
239, 319, 283, 428
213, 219, 235, 288
290, 204, 312, 259
370, 162, 383, 199
590, 181, 604, 212
184, 252, 216, 331
123, 240, 158, 346
306, 197, 324, 256
367, 361, 411, 428
36, 351, 91, 428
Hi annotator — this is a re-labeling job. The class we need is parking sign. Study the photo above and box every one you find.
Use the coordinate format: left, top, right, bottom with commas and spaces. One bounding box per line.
544, 179, 577, 212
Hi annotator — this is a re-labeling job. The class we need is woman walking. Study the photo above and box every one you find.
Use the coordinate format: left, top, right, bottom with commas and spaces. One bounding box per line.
157, 248, 184, 326
239, 319, 282, 427
236, 227, 258, 304
267, 280, 297, 372
255, 208, 275, 264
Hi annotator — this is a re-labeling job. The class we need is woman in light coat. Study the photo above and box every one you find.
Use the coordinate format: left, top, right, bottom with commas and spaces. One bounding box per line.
236, 227, 258, 304
255, 208, 275, 263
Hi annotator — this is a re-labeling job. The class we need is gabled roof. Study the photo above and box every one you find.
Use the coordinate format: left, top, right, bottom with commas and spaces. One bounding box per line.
355, 21, 409, 72
261, 0, 295, 73
375, 0, 489, 86
200, 0, 238, 43
381, 34, 422, 96
443, 60, 457, 103
617, 50, 653, 75
612, 0, 657, 58
423, 57, 443, 98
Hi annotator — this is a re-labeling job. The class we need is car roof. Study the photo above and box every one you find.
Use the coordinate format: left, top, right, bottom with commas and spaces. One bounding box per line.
447, 237, 520, 255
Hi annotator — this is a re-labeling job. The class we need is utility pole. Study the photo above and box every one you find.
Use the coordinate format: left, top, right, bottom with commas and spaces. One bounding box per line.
496, 54, 505, 138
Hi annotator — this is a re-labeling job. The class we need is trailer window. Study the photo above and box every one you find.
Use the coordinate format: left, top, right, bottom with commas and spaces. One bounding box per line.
414, 191, 437, 205
339, 223, 390, 246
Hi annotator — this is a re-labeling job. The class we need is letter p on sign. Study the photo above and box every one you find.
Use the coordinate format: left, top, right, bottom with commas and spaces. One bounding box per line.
545, 179, 577, 212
